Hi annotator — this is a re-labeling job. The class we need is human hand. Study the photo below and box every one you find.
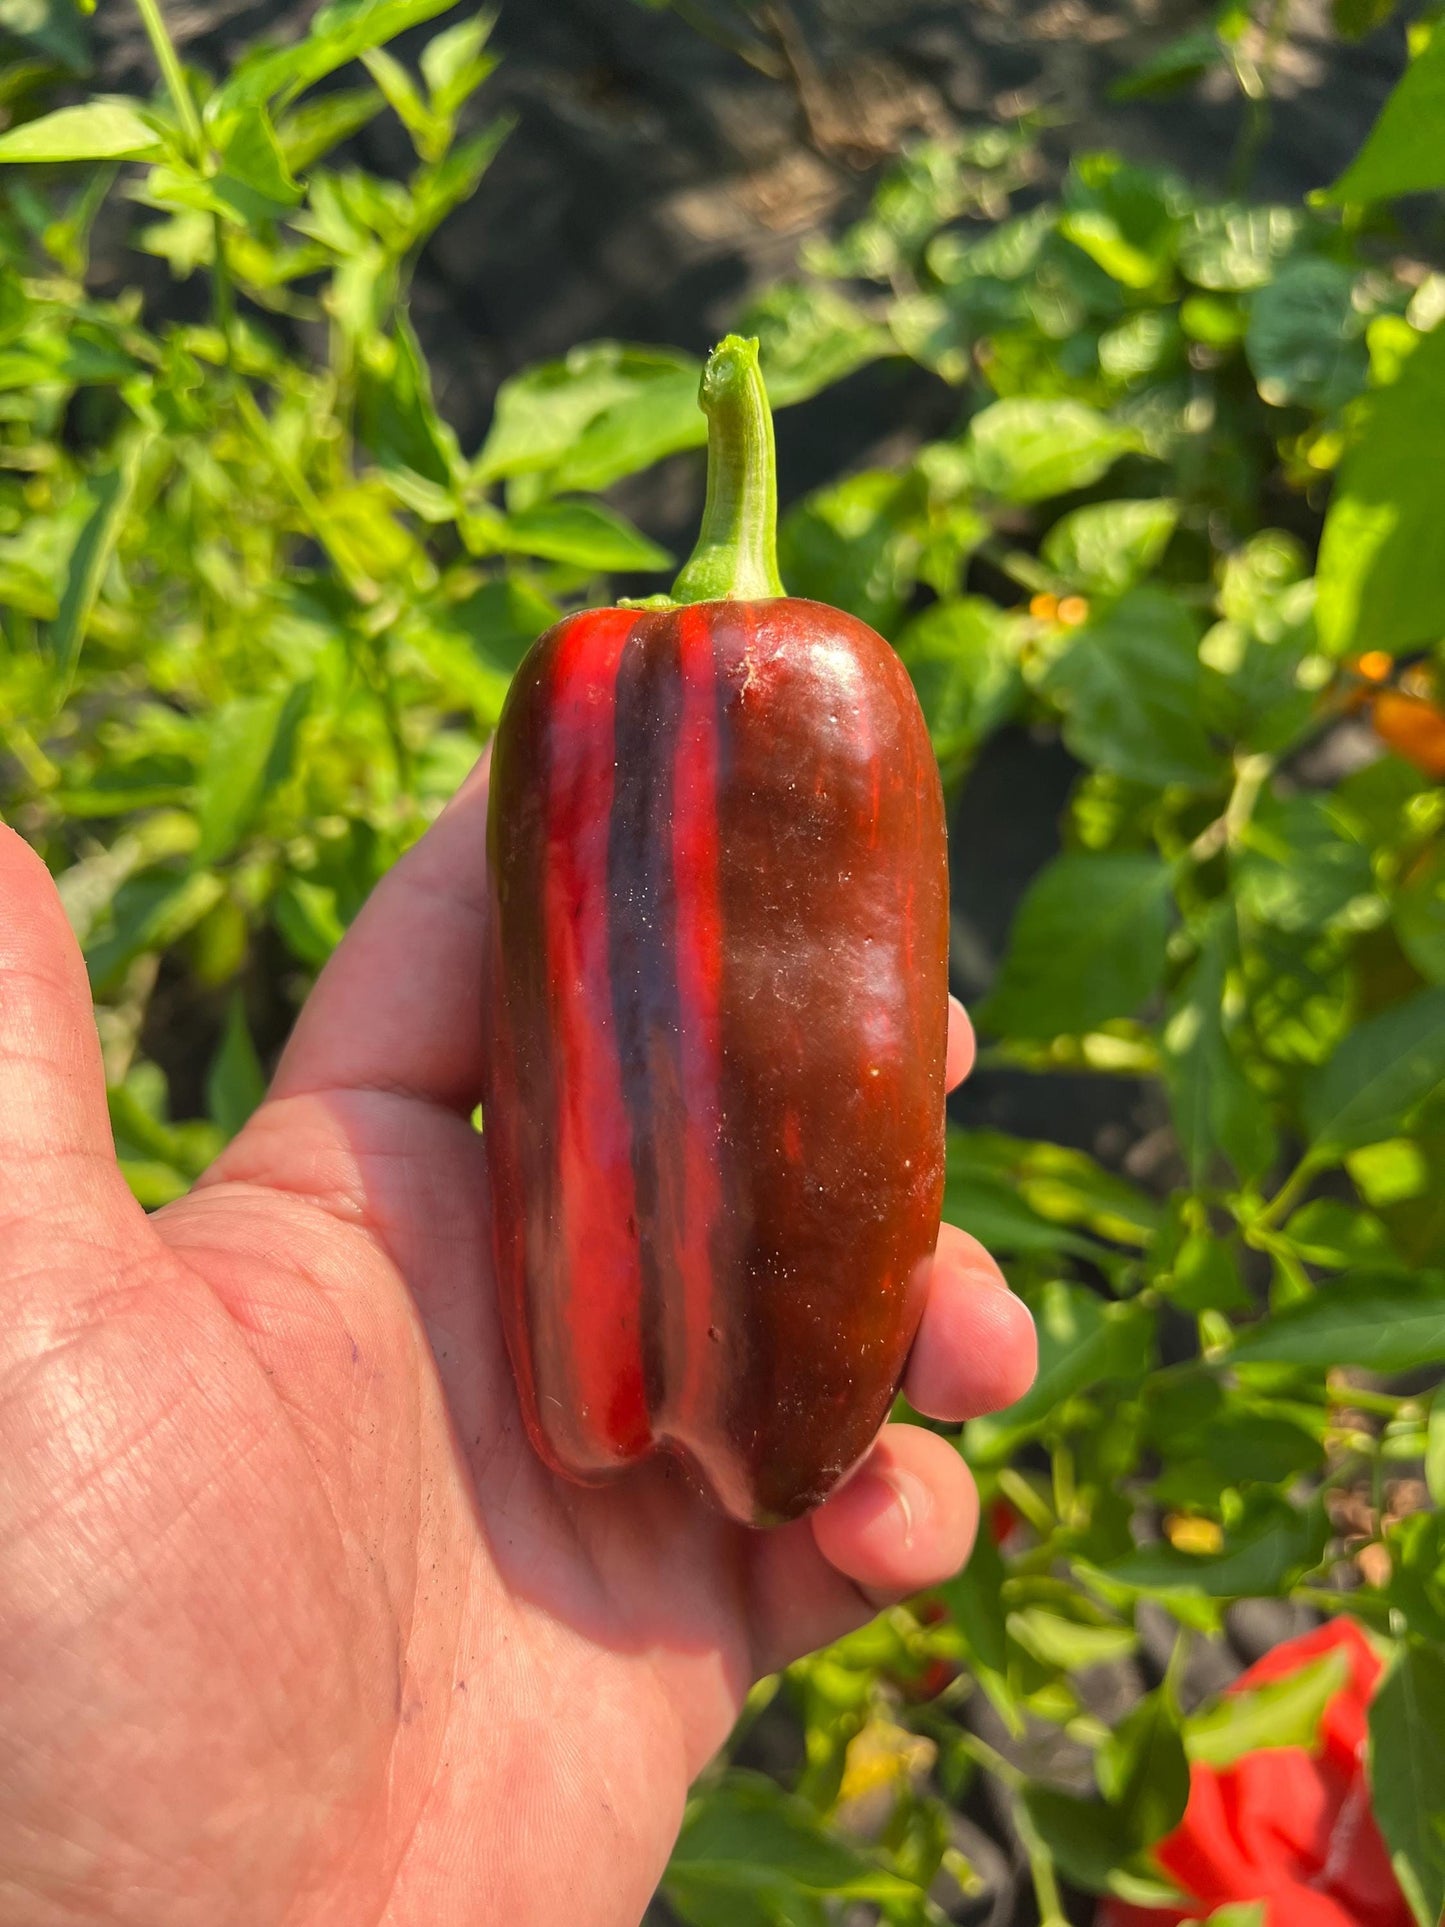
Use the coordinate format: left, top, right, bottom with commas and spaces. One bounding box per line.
0, 762, 1035, 1927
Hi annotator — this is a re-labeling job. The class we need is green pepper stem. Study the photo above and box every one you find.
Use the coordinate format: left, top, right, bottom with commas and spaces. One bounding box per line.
671, 335, 785, 604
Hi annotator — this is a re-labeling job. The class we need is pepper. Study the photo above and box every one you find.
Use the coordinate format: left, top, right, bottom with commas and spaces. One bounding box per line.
481, 335, 949, 1526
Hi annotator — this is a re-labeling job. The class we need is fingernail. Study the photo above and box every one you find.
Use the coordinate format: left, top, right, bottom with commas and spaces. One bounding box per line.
856, 1466, 930, 1549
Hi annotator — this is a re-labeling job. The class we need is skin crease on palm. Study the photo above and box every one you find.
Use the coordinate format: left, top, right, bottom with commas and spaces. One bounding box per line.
0, 753, 1037, 1927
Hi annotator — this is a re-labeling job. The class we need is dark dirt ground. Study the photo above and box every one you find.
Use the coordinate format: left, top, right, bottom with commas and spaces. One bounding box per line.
80, 5, 1418, 1919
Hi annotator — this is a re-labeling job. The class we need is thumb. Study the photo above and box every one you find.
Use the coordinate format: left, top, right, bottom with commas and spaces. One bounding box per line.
0, 825, 147, 1250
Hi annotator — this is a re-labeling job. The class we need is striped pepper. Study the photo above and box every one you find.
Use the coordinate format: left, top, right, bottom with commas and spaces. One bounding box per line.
482, 336, 949, 1526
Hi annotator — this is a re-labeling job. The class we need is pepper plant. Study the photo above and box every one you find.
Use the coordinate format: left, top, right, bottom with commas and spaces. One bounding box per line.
1, 3, 1444, 1923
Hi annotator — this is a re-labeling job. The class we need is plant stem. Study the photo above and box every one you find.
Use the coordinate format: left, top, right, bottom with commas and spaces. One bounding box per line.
132, 0, 205, 158
672, 335, 785, 605
1013, 1794, 1071, 1927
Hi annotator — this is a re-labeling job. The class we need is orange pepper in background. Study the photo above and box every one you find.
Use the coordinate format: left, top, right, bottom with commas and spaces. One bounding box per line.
1369, 688, 1445, 779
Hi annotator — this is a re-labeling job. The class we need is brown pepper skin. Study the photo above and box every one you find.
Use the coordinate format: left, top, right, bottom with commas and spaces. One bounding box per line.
482, 596, 949, 1526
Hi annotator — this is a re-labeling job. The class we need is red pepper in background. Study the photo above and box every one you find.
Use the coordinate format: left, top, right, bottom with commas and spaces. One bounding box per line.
1101, 1619, 1411, 1927
482, 337, 949, 1526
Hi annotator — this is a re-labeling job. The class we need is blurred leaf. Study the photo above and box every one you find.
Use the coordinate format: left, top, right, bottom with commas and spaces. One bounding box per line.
1009, 1607, 1137, 1670
1097, 1688, 1190, 1848
1041, 498, 1178, 597
421, 14, 497, 117
0, 99, 162, 162
357, 311, 461, 490
1245, 258, 1367, 411
1112, 27, 1225, 101
1164, 916, 1277, 1187
778, 472, 915, 635
194, 684, 311, 869
1316, 321, 1445, 658
48, 435, 147, 698
940, 1524, 1008, 1671
1179, 204, 1303, 292
1302, 986, 1445, 1152
207, 994, 266, 1139
1280, 1197, 1394, 1267
1103, 1491, 1328, 1598
1234, 792, 1373, 936
1429, 1402, 1445, 1510
740, 282, 890, 408
664, 1772, 923, 1922
1042, 588, 1221, 789
1185, 1647, 1350, 1766
967, 397, 1142, 505
276, 86, 384, 169
1059, 153, 1184, 291
1229, 1269, 1445, 1372
212, 0, 458, 115
85, 870, 226, 994
1333, 0, 1396, 36
274, 875, 347, 968
498, 499, 669, 572
982, 850, 1173, 1039
894, 596, 1018, 776
1396, 846, 1445, 983
477, 342, 702, 487
966, 1282, 1154, 1461
1369, 1640, 1445, 1927
1325, 24, 1445, 203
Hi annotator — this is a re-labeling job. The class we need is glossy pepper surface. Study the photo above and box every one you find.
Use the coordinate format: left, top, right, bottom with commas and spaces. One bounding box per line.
482, 337, 949, 1526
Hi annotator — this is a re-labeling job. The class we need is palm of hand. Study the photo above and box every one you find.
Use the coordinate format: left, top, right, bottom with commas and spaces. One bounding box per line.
0, 770, 1034, 1927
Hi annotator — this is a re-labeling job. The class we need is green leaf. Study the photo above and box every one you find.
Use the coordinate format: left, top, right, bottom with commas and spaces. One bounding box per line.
966, 398, 1142, 505
1234, 791, 1374, 937
1185, 1646, 1350, 1767
497, 499, 669, 573
1019, 1787, 1145, 1895
1165, 912, 1276, 1185
1179, 203, 1303, 292
1102, 1491, 1328, 1598
739, 282, 890, 408
1228, 1268, 1445, 1373
1325, 25, 1445, 203
1316, 321, 1445, 658
1097, 1688, 1190, 1849
1112, 27, 1226, 101
276, 86, 385, 170
48, 436, 147, 699
85, 870, 227, 995
1246, 257, 1367, 411
1369, 1640, 1445, 1927
476, 342, 702, 486
1042, 588, 1222, 789
273, 876, 347, 969
420, 14, 497, 116
664, 1773, 922, 1920
194, 684, 311, 869
357, 311, 460, 491
1280, 1197, 1395, 1268
1041, 498, 1178, 597
1427, 1401, 1445, 1510
940, 1518, 1009, 1672
965, 1281, 1154, 1461
1302, 986, 1445, 1152
211, 0, 458, 115
1059, 153, 1184, 291
0, 99, 163, 163
778, 471, 916, 635
1008, 1606, 1137, 1670
212, 103, 302, 223
206, 995, 266, 1140
982, 850, 1174, 1039
895, 596, 1019, 777
1395, 844, 1445, 984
